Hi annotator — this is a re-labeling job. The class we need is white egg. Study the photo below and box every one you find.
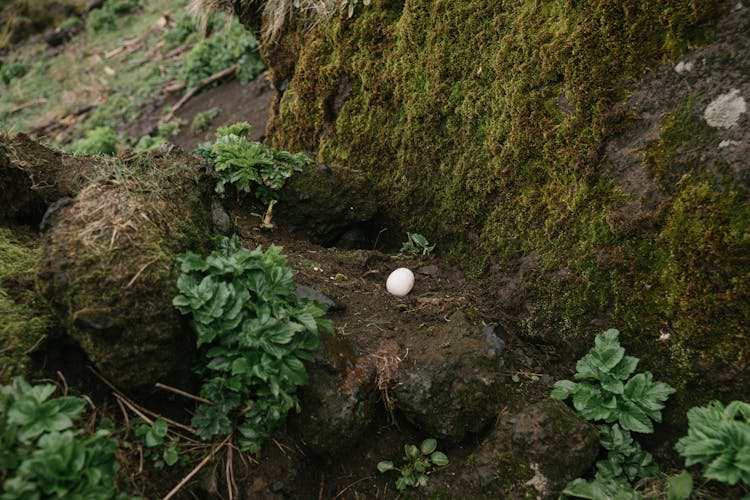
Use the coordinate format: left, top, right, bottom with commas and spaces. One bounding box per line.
386, 267, 415, 297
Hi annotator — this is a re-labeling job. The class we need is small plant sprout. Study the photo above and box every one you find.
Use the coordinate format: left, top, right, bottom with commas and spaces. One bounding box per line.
399, 232, 435, 256
134, 418, 185, 469
377, 438, 449, 492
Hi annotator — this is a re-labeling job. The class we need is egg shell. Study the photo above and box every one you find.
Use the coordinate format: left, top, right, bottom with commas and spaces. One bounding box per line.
386, 267, 415, 297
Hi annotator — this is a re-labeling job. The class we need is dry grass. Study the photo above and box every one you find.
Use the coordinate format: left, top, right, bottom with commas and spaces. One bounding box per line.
189, 0, 341, 42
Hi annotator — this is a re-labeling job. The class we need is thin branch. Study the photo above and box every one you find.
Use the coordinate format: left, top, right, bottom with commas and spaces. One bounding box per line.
163, 64, 237, 122
163, 434, 232, 500
154, 382, 212, 405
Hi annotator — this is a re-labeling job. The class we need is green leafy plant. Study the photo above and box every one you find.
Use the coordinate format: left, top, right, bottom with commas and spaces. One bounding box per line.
88, 0, 140, 32
67, 126, 119, 155
377, 438, 449, 492
133, 134, 167, 153
0, 377, 131, 498
1, 62, 26, 85
157, 118, 186, 138
552, 329, 676, 499
551, 329, 675, 434
194, 121, 312, 205
133, 418, 185, 469
675, 400, 750, 487
179, 18, 265, 89
192, 107, 221, 133
338, 0, 372, 19
173, 235, 332, 452
399, 232, 435, 256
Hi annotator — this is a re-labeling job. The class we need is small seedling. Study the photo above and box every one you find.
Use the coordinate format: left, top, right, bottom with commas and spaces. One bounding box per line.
377, 438, 449, 492
134, 418, 185, 469
399, 232, 435, 256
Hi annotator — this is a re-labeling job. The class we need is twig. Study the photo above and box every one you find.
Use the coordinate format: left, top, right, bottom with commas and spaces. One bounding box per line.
318, 473, 325, 500
154, 382, 213, 404
163, 434, 232, 500
163, 64, 237, 122
9, 98, 47, 114
333, 476, 373, 499
125, 259, 158, 289
88, 366, 199, 438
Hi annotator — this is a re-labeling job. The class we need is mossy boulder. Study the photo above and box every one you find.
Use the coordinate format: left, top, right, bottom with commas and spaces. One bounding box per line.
36, 151, 214, 390
392, 310, 511, 442
234, 1, 749, 421
0, 228, 54, 385
450, 399, 599, 499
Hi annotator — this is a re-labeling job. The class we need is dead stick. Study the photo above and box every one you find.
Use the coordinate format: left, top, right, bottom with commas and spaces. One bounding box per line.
163, 64, 237, 122
88, 366, 198, 438
154, 382, 212, 405
163, 434, 232, 500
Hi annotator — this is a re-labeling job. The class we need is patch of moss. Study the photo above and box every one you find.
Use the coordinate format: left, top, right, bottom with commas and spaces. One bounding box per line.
0, 228, 52, 384
259, 0, 749, 411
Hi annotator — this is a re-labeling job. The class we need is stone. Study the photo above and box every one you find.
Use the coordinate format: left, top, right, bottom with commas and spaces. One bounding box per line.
454, 399, 599, 499
288, 332, 377, 456
392, 310, 511, 442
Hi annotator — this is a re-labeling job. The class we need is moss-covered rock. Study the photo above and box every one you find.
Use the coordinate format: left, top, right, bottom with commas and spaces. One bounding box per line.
0, 228, 53, 385
36, 150, 214, 390
449, 399, 599, 499
392, 310, 511, 442
233, 0, 749, 418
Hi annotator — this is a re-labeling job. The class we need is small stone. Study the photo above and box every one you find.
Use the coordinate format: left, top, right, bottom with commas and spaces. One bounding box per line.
293, 284, 345, 311
210, 199, 233, 235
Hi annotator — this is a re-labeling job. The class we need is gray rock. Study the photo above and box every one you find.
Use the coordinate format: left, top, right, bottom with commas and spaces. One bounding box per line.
392, 310, 511, 442
293, 284, 344, 312
211, 199, 234, 235
289, 332, 377, 456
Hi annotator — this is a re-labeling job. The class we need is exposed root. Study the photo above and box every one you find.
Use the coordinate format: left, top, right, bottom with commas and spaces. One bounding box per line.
371, 347, 408, 425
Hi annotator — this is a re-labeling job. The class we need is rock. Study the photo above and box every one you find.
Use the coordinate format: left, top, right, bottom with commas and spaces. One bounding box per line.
392, 310, 511, 442
36, 150, 214, 390
453, 399, 599, 499
288, 332, 377, 456
210, 198, 234, 235
292, 284, 345, 312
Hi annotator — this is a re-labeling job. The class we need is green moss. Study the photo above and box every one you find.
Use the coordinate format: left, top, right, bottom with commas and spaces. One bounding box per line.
263, 0, 745, 412
0, 228, 52, 384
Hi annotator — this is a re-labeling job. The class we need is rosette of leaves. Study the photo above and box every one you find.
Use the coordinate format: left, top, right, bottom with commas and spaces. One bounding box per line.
377, 438, 449, 492
173, 235, 332, 452
194, 122, 312, 204
399, 232, 435, 256
0, 377, 131, 499
674, 400, 750, 487
551, 329, 675, 434
134, 418, 185, 469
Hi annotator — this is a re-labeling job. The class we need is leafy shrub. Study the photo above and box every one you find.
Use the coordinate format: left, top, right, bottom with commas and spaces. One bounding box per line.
675, 400, 750, 487
399, 232, 435, 256
173, 235, 332, 452
178, 18, 265, 89
133, 134, 167, 153
377, 438, 449, 492
0, 377, 131, 498
0, 62, 26, 85
67, 126, 119, 155
194, 122, 312, 204
192, 107, 221, 133
88, 0, 139, 32
552, 329, 676, 498
551, 329, 675, 434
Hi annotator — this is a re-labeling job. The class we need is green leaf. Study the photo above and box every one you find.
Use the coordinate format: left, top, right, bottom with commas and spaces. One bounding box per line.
666, 470, 693, 500
405, 444, 420, 460
420, 438, 437, 455
152, 418, 168, 438
377, 461, 394, 473
430, 451, 449, 466
163, 445, 180, 466
551, 379, 577, 400
617, 402, 653, 434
